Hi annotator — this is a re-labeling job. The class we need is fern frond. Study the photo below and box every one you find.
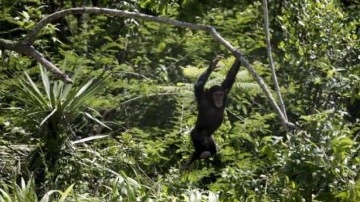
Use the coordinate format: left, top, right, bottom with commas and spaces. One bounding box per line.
234, 82, 262, 94
181, 65, 204, 79
235, 70, 253, 82
159, 84, 193, 94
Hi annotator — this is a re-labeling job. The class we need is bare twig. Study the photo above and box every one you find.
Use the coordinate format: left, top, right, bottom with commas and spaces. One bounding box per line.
233, 50, 293, 130
262, 0, 288, 120
120, 93, 178, 106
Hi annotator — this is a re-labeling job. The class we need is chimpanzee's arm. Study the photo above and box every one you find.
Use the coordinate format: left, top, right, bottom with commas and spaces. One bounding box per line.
194, 67, 211, 102
194, 57, 222, 102
221, 58, 241, 94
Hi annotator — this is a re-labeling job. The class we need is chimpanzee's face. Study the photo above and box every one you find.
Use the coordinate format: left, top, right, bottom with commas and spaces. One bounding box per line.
212, 91, 224, 108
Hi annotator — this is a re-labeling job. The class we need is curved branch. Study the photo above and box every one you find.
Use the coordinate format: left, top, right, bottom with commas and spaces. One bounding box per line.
23, 7, 211, 44
24, 7, 237, 52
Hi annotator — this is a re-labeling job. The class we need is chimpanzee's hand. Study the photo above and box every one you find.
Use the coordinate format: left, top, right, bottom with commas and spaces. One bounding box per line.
210, 55, 224, 71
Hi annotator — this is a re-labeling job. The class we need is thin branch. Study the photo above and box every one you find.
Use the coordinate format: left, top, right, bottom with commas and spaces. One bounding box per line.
114, 71, 151, 80
233, 50, 293, 130
120, 93, 178, 106
262, 0, 288, 120
0, 27, 24, 35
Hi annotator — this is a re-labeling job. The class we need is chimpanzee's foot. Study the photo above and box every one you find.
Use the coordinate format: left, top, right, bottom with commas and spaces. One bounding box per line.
199, 151, 211, 159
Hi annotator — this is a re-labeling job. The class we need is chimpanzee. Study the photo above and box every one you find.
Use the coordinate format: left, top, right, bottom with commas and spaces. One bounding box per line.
185, 56, 241, 167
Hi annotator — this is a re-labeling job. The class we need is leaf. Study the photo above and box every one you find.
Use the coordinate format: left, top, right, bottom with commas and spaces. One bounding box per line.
298, 20, 305, 27
238, 133, 254, 144
332, 136, 353, 152
71, 135, 109, 145
58, 184, 75, 202
84, 112, 111, 130
190, 190, 202, 202
40, 65, 51, 100
40, 108, 57, 126
208, 191, 219, 202
40, 190, 61, 202
75, 78, 94, 98
19, 11, 30, 20
0, 188, 12, 201
24, 72, 43, 99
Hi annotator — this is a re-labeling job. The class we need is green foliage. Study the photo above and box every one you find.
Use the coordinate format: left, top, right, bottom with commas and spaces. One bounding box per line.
12, 65, 108, 136
2, 65, 108, 193
1, 0, 360, 201
0, 178, 39, 202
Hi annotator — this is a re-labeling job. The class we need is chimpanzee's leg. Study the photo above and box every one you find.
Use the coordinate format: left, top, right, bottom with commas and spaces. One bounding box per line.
184, 129, 202, 167
185, 129, 219, 169
199, 135, 217, 158
185, 128, 209, 168
207, 135, 217, 156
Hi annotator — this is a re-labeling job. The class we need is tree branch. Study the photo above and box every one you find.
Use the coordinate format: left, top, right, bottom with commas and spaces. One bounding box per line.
23, 7, 211, 45
233, 50, 293, 130
0, 39, 73, 83
262, 0, 288, 121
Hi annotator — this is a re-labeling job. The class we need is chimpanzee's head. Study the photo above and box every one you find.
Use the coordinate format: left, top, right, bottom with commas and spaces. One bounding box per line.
207, 85, 225, 108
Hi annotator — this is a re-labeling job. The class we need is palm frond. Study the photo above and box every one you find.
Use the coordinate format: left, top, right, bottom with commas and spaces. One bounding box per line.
40, 65, 51, 100
40, 107, 58, 126
84, 112, 111, 130
17, 73, 48, 110
13, 65, 107, 126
